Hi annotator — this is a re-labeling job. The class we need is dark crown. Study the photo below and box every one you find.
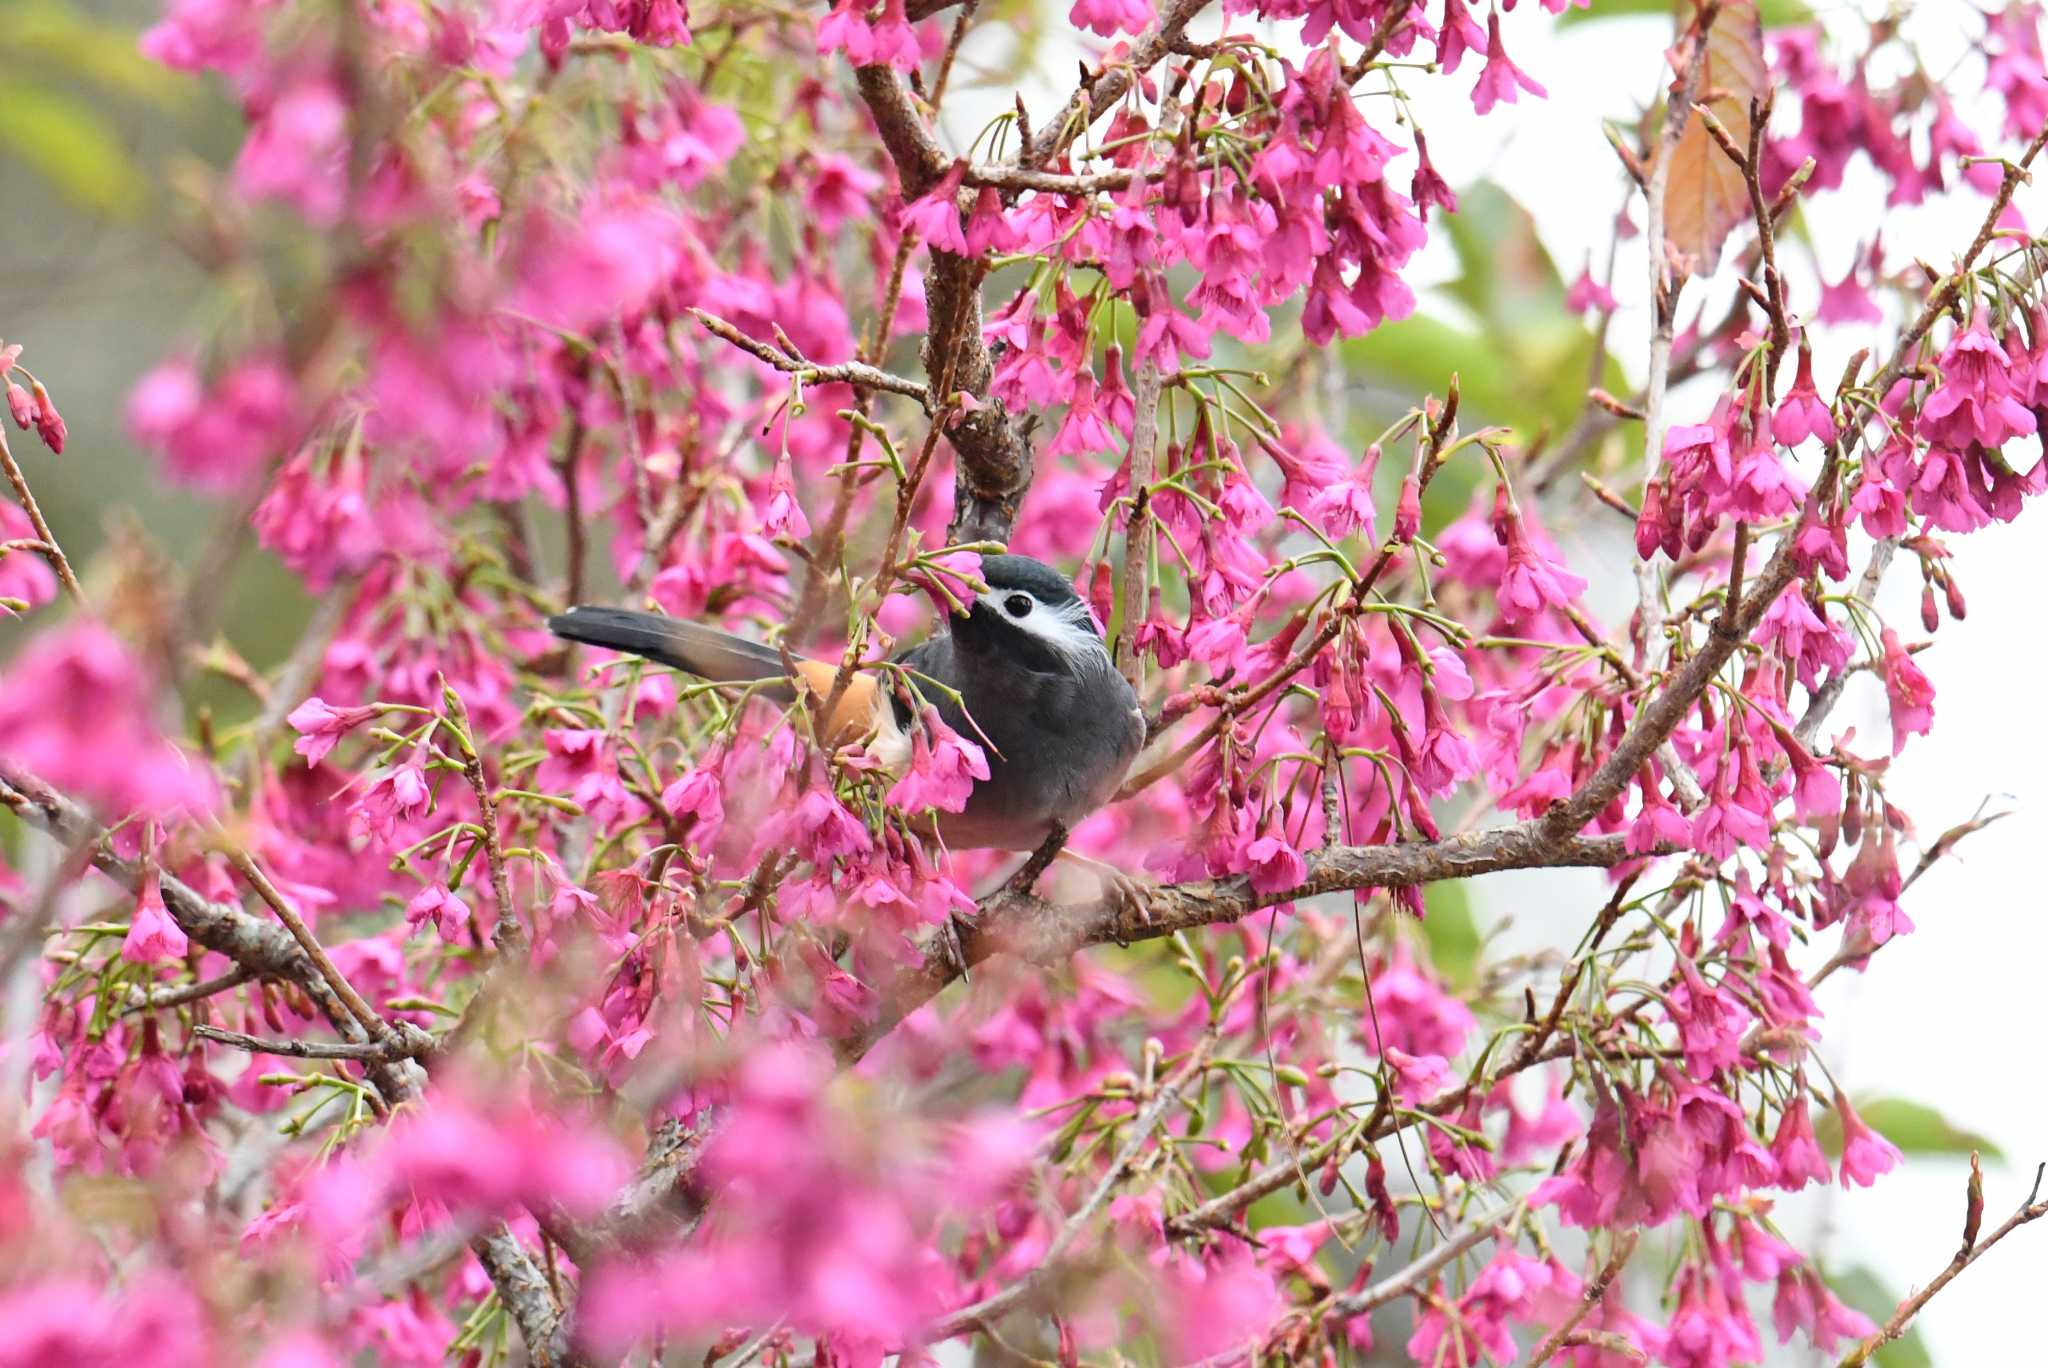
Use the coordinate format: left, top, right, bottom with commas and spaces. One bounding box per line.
978, 554, 1081, 605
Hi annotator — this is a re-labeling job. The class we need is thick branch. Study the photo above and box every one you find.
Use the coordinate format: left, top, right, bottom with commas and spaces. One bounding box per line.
475, 1224, 575, 1367
842, 828, 1651, 1064
853, 64, 1034, 544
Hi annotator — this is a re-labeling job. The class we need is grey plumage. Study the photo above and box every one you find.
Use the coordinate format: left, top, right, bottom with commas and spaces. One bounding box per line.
899, 628, 1143, 850
547, 554, 1145, 851
548, 607, 800, 703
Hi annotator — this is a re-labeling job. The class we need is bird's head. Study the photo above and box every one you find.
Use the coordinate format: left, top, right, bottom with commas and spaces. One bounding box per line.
953, 554, 1108, 675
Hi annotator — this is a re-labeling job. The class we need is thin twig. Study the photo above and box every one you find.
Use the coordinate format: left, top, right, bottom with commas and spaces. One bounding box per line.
221, 843, 391, 1043
1523, 1231, 1640, 1365
1018, 0, 1217, 169
1837, 1163, 2047, 1367
1631, 4, 1718, 803
123, 965, 254, 1015
0, 426, 83, 603
1113, 98, 1178, 692
1325, 1200, 1525, 1318
691, 309, 932, 405
925, 1025, 1223, 1340
194, 1021, 433, 1061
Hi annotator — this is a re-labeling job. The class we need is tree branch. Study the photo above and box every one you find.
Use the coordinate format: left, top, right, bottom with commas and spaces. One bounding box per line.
0, 765, 577, 1366
1324, 1200, 1524, 1319
853, 63, 1035, 544
842, 828, 1656, 1065
926, 1025, 1222, 1340
1522, 1231, 1640, 1366
0, 425, 84, 604
1837, 1162, 2047, 1367
122, 964, 255, 1015
193, 1021, 435, 1061
1017, 0, 1216, 170
691, 308, 932, 405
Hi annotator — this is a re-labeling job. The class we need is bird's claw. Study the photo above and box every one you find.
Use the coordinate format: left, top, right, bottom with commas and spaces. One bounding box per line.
944, 910, 973, 980
1043, 847, 1156, 943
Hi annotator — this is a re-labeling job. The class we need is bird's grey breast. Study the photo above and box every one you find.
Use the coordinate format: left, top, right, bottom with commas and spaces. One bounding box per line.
897, 635, 1143, 849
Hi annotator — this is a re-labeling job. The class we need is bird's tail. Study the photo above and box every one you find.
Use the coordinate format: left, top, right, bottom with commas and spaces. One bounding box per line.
547, 607, 799, 703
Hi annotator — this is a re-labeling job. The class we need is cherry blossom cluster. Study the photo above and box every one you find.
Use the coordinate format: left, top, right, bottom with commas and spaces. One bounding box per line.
1, 0, 2045, 1365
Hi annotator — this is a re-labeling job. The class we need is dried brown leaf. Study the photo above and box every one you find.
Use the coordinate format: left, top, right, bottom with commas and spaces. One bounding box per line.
1659, 0, 1766, 274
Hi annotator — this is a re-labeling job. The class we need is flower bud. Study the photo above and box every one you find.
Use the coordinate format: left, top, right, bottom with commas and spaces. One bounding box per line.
1394, 471, 1422, 543
30, 381, 64, 454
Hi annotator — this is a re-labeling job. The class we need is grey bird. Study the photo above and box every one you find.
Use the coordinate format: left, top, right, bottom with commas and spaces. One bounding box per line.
546, 555, 1147, 856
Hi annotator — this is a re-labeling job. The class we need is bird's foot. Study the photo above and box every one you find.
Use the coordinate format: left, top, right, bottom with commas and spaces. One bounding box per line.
944, 910, 974, 981
1055, 848, 1155, 939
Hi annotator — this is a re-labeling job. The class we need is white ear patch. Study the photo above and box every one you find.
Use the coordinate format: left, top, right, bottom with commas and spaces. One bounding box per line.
977, 588, 1108, 674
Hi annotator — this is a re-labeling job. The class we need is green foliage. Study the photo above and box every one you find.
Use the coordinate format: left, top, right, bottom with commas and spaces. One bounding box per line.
1832, 1265, 1930, 1368
1819, 1096, 2005, 1161
1422, 880, 1481, 990
1341, 181, 1627, 523
2, 0, 187, 100
0, 83, 145, 214
0, 0, 190, 214
1558, 0, 1813, 28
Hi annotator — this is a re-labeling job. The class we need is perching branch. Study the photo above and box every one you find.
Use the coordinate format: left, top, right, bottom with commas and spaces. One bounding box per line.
844, 827, 1657, 1065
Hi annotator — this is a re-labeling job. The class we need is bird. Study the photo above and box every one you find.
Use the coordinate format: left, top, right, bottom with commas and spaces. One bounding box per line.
546, 555, 1148, 863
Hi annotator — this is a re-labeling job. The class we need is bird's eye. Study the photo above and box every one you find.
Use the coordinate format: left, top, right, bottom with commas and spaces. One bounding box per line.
1003, 593, 1033, 618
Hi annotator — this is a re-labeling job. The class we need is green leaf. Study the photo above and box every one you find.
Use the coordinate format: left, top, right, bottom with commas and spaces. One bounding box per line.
1559, 0, 1813, 28
1818, 1097, 2004, 1161
1341, 181, 1628, 449
0, 82, 145, 215
1832, 1266, 1931, 1368
1439, 181, 1569, 333
1422, 881, 1480, 989
0, 0, 188, 104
